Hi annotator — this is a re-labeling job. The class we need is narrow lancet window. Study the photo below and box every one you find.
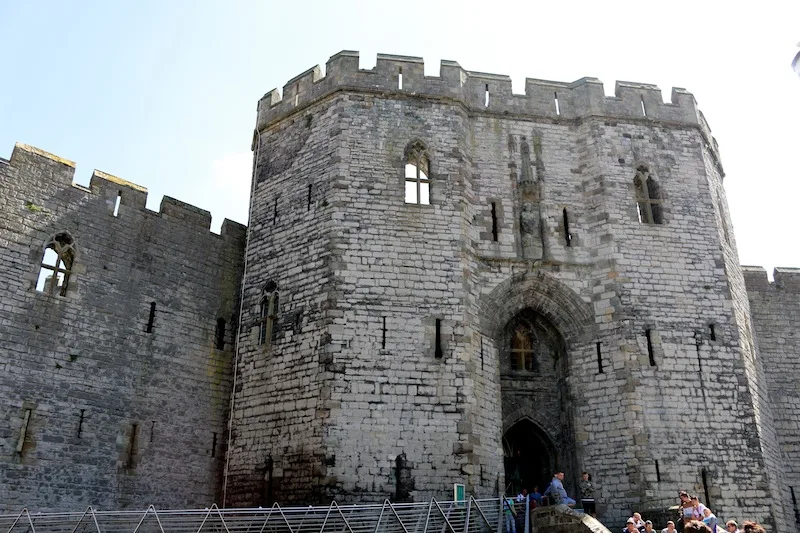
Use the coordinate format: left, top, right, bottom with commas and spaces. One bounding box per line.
491, 202, 498, 241
435, 318, 443, 359
404, 141, 431, 205
259, 281, 280, 346
215, 318, 226, 349
146, 302, 156, 333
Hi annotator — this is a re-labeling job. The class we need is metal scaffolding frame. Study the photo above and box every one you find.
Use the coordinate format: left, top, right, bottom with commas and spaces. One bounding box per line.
1, 498, 502, 533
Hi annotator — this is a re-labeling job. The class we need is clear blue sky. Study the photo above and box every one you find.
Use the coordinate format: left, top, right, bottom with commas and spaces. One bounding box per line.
1, 0, 798, 273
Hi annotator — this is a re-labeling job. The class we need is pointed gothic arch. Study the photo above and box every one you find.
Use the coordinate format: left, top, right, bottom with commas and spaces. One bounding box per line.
478, 270, 596, 348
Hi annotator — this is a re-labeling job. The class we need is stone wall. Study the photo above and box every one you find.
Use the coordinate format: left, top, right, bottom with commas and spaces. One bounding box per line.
530, 505, 611, 533
226, 51, 792, 530
1, 51, 797, 533
223, 95, 347, 506
0, 144, 245, 512
745, 267, 800, 530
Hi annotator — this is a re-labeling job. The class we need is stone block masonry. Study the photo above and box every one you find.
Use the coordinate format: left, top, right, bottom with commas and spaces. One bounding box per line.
744, 267, 800, 529
0, 144, 245, 512
1, 51, 798, 533
224, 51, 796, 532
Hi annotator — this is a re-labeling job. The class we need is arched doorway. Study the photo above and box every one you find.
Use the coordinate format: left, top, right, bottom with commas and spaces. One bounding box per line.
503, 418, 555, 495
499, 308, 577, 496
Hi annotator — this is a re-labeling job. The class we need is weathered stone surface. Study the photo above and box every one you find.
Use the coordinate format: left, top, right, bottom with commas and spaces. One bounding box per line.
0, 144, 245, 511
0, 51, 797, 533
225, 52, 794, 531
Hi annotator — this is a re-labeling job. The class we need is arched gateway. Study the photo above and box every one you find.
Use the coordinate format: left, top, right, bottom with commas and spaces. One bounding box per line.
479, 271, 596, 496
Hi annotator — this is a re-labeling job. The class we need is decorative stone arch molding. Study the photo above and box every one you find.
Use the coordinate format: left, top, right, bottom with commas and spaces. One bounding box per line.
478, 269, 596, 348
502, 411, 555, 441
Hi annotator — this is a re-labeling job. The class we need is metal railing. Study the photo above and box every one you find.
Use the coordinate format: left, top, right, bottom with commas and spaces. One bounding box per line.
1, 498, 502, 533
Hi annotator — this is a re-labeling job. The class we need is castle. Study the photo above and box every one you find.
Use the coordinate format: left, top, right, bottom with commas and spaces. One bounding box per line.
1, 51, 799, 532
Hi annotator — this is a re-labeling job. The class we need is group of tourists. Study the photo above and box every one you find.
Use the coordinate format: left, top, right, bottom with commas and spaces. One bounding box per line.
505, 473, 768, 533
625, 491, 767, 533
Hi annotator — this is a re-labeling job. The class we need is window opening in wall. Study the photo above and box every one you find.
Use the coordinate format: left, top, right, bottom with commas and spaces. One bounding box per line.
480, 335, 485, 370
633, 166, 663, 224
146, 302, 156, 333
596, 342, 604, 374
36, 232, 75, 296
484, 84, 490, 107
640, 95, 647, 117
790, 487, 800, 525
554, 92, 560, 115
709, 324, 716, 341
16, 409, 32, 455
307, 184, 313, 211
694, 332, 704, 373
563, 208, 572, 247
491, 202, 498, 241
701, 468, 711, 509
404, 141, 431, 205
150, 420, 155, 442
113, 192, 121, 217
655, 460, 661, 482
381, 316, 387, 349
127, 423, 138, 469
259, 300, 267, 345
294, 84, 299, 107
394, 452, 411, 502
510, 323, 537, 372
645, 328, 656, 366
435, 318, 443, 359
262, 456, 274, 506
273, 197, 278, 224
212, 432, 217, 458
259, 282, 279, 346
694, 331, 708, 406
77, 409, 85, 438
215, 318, 226, 350
398, 67, 403, 90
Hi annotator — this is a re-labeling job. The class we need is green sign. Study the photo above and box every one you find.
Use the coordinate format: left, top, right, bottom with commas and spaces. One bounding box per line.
453, 483, 465, 502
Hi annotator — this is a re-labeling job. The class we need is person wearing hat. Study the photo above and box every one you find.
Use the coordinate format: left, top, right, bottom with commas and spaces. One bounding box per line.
643, 520, 656, 533
725, 520, 741, 533
623, 518, 639, 533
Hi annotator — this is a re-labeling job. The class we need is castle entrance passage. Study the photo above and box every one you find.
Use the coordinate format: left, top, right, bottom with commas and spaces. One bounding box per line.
498, 308, 576, 496
503, 418, 555, 495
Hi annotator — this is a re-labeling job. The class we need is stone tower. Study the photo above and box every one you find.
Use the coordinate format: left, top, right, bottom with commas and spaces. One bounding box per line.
222, 51, 791, 530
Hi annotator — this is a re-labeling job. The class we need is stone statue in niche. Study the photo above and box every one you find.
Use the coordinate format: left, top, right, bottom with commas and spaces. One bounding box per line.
517, 135, 549, 260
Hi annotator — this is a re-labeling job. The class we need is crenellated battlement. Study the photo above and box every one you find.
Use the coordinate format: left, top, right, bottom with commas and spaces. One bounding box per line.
743, 266, 800, 293
5, 142, 247, 240
256, 50, 703, 133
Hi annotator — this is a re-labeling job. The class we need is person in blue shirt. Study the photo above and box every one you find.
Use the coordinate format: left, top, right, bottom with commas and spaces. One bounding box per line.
543, 471, 576, 506
530, 486, 543, 507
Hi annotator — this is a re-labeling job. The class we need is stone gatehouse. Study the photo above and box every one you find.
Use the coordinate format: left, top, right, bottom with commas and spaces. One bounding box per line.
1, 51, 798, 532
